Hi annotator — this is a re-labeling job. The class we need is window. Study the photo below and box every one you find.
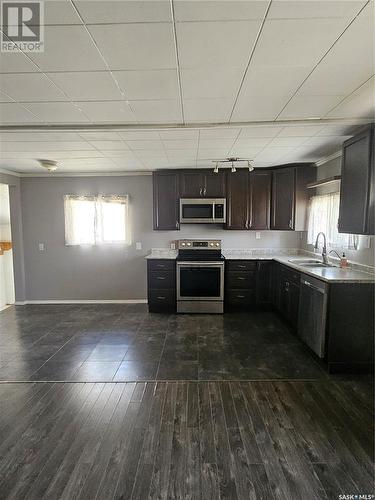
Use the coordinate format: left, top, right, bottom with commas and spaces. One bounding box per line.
64, 195, 130, 246
307, 192, 357, 249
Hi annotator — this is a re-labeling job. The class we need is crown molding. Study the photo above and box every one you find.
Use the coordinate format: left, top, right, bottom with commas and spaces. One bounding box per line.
19, 170, 152, 178
315, 150, 342, 167
0, 168, 21, 177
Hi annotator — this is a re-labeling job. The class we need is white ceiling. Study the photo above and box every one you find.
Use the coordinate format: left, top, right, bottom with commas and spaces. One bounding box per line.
0, 0, 374, 174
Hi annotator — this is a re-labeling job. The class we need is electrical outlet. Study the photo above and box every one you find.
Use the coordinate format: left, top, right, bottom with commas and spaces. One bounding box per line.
255, 232, 261, 239
135, 242, 142, 250
170, 242, 176, 250
38, 243, 45, 252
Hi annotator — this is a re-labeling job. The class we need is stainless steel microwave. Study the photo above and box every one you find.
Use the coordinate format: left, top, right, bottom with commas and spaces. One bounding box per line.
179, 198, 226, 224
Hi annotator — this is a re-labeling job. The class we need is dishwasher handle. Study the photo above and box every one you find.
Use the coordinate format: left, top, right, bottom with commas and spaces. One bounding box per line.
301, 279, 326, 294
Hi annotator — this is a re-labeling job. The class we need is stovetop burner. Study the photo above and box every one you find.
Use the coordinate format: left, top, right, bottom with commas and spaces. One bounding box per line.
176, 239, 225, 262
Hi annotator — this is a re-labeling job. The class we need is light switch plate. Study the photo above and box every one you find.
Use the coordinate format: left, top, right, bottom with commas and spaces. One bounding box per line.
135, 242, 142, 250
255, 232, 261, 239
170, 242, 176, 250
38, 243, 45, 251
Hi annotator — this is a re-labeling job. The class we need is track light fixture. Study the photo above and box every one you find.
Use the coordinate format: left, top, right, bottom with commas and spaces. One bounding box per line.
212, 157, 254, 173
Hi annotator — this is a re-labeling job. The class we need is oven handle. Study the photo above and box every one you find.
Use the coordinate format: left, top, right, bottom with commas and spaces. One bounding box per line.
177, 261, 224, 268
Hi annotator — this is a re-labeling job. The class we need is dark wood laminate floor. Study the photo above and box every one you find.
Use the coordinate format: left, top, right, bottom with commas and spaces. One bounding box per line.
0, 379, 373, 500
0, 304, 327, 381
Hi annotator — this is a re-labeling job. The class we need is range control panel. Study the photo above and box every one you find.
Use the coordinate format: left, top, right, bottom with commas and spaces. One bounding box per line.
178, 239, 221, 250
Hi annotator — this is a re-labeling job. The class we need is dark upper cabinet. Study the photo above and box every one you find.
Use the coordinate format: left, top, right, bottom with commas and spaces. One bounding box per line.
180, 171, 204, 197
271, 167, 295, 230
249, 171, 271, 230
204, 171, 226, 197
339, 125, 374, 235
180, 170, 226, 198
153, 171, 180, 230
226, 169, 249, 229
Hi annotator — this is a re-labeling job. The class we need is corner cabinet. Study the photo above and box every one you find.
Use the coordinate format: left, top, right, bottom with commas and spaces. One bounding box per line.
153, 171, 180, 230
338, 125, 374, 235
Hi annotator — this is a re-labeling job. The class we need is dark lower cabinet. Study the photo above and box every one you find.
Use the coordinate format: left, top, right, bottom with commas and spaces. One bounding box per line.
274, 264, 300, 329
147, 260, 176, 312
339, 124, 374, 235
225, 260, 272, 310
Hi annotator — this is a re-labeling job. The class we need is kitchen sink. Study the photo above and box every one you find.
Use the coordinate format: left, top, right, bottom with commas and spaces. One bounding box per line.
288, 258, 322, 264
300, 263, 334, 268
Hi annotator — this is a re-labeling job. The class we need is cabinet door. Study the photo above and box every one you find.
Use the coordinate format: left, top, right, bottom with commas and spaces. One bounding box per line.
180, 171, 204, 197
256, 261, 272, 305
203, 171, 226, 197
153, 171, 180, 230
249, 171, 271, 230
226, 170, 249, 229
339, 126, 374, 235
289, 281, 300, 329
271, 168, 295, 230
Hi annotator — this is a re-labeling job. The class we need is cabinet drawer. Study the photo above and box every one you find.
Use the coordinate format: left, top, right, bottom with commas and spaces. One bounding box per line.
226, 260, 257, 271
226, 271, 256, 289
148, 289, 175, 305
147, 259, 175, 271
148, 271, 175, 289
226, 289, 256, 306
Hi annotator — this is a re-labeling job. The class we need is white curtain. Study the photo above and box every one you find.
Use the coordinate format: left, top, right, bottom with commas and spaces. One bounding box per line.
307, 192, 358, 249
64, 195, 129, 246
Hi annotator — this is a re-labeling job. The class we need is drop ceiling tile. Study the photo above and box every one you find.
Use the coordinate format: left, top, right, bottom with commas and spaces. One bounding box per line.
269, 136, 311, 147
0, 159, 40, 172
0, 73, 67, 102
239, 66, 310, 98
0, 103, 41, 124
181, 67, 243, 99
199, 128, 240, 139
166, 150, 197, 159
0, 51, 38, 73
199, 138, 237, 149
231, 94, 285, 121
130, 100, 181, 123
177, 21, 261, 69
162, 140, 198, 150
43, 0, 82, 24
252, 18, 350, 67
125, 140, 164, 150
23, 102, 90, 123
133, 150, 168, 159
159, 129, 199, 140
268, 1, 366, 19
114, 70, 179, 100
0, 131, 83, 141
326, 77, 375, 119
316, 124, 358, 137
255, 147, 295, 161
102, 151, 140, 159
0, 141, 94, 152
118, 131, 162, 140
47, 72, 122, 101
184, 98, 233, 123
0, 91, 13, 102
88, 24, 175, 70
234, 137, 272, 148
278, 95, 346, 119
78, 131, 122, 141
197, 148, 231, 159
175, 0, 268, 21
77, 101, 137, 122
28, 26, 107, 72
88, 141, 129, 151
239, 126, 282, 138
229, 147, 264, 157
109, 157, 145, 169
278, 125, 325, 137
75, 0, 171, 23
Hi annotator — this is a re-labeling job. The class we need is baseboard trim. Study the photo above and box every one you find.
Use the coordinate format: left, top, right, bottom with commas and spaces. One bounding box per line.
14, 299, 147, 305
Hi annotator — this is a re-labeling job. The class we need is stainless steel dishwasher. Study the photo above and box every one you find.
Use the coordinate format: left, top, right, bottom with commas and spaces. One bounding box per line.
298, 273, 329, 358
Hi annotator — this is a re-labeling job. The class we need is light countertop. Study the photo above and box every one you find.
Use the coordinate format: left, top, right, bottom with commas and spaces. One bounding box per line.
145, 248, 375, 283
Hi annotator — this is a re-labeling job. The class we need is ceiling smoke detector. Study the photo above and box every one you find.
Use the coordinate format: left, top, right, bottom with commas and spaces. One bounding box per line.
37, 159, 58, 172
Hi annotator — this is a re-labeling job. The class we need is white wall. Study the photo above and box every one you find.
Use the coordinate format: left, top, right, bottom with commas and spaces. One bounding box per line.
0, 184, 15, 309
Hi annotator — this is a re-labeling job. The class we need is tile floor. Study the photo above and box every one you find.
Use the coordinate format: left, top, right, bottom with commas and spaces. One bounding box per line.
0, 304, 327, 381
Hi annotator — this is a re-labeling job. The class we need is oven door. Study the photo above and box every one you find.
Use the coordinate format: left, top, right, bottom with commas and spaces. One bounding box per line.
177, 262, 224, 301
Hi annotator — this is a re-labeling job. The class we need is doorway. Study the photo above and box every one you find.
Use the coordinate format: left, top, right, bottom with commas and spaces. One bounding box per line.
0, 184, 15, 311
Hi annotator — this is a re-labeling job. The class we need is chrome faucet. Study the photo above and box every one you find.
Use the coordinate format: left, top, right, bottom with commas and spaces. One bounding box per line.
314, 232, 328, 264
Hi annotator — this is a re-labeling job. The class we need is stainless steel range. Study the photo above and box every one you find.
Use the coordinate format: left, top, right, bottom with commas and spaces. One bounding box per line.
176, 239, 225, 314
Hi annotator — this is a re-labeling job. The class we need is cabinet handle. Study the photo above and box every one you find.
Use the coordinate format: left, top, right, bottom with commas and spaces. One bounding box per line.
236, 295, 245, 298
199, 187, 202, 196
156, 276, 166, 280
175, 221, 179, 229
237, 277, 246, 280
203, 187, 207, 196
288, 219, 293, 229
156, 296, 166, 300
156, 264, 166, 268
237, 265, 246, 269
